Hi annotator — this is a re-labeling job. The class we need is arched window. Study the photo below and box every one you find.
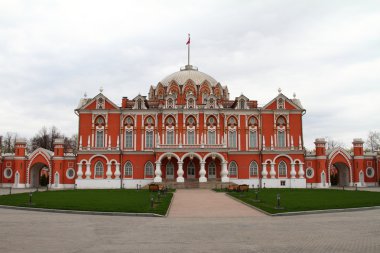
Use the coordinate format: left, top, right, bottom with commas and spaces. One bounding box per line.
228, 131, 237, 148
95, 116, 105, 148
188, 98, 194, 108
249, 131, 257, 148
229, 161, 237, 177
95, 162, 104, 177
144, 162, 154, 177
277, 98, 284, 109
187, 130, 195, 145
145, 131, 153, 148
166, 162, 174, 179
249, 161, 258, 177
137, 99, 142, 109
240, 99, 245, 109
278, 161, 287, 177
208, 161, 216, 178
166, 131, 174, 144
124, 161, 133, 177
228, 117, 237, 126
208, 130, 216, 144
277, 116, 286, 148
125, 131, 133, 148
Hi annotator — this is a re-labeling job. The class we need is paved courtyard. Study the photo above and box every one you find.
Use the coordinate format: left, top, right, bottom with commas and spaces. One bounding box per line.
169, 189, 264, 217
0, 189, 379, 253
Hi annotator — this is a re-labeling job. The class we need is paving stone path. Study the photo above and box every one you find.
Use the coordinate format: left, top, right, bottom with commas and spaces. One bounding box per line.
169, 189, 264, 218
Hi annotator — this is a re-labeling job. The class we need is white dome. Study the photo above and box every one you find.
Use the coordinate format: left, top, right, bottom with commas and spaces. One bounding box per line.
160, 66, 218, 86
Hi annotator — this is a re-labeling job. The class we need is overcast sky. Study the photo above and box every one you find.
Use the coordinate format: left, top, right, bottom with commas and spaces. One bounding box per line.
0, 0, 379, 149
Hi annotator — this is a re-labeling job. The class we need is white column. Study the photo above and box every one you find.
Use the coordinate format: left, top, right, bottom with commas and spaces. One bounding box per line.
270, 163, 276, 178
299, 136, 302, 150
85, 163, 91, 179
79, 136, 83, 150
261, 163, 268, 178
176, 162, 184, 183
154, 162, 162, 183
291, 136, 294, 150
106, 163, 112, 179
199, 161, 207, 183
290, 163, 296, 178
87, 136, 91, 150
221, 161, 229, 183
270, 136, 274, 150
114, 163, 121, 179
298, 163, 305, 178
77, 163, 83, 179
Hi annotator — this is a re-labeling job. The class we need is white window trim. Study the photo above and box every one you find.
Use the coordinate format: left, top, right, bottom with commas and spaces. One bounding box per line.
124, 162, 133, 178
4, 168, 12, 179
66, 168, 76, 179
305, 167, 314, 179
278, 161, 287, 177
366, 167, 375, 178
249, 161, 258, 178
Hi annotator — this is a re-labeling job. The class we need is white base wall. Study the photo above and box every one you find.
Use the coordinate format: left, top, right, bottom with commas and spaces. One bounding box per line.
230, 179, 260, 188
306, 183, 329, 188
75, 179, 153, 189
261, 178, 306, 188
51, 184, 75, 189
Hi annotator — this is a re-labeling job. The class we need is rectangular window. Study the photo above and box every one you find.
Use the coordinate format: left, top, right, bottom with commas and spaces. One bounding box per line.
146, 131, 153, 148
125, 131, 133, 148
280, 180, 286, 186
207, 131, 216, 145
249, 131, 257, 148
96, 130, 104, 148
187, 131, 195, 144
278, 131, 285, 147
166, 131, 174, 144
228, 131, 237, 148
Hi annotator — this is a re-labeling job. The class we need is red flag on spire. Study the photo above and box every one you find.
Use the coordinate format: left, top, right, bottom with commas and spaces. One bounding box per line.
186, 34, 190, 45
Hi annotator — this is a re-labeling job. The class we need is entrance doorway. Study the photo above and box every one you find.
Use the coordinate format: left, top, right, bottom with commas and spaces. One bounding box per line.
330, 163, 350, 187
208, 161, 216, 179
187, 161, 195, 179
30, 163, 50, 188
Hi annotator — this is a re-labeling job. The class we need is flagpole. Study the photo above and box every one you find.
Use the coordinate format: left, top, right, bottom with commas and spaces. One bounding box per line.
187, 34, 190, 66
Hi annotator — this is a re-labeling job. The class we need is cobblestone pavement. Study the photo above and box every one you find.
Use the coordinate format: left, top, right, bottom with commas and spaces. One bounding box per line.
0, 199, 379, 252
169, 189, 264, 217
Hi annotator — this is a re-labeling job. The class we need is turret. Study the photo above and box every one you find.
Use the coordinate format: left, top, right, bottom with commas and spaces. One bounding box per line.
53, 138, 65, 157
352, 138, 364, 157
14, 138, 27, 157
314, 138, 326, 156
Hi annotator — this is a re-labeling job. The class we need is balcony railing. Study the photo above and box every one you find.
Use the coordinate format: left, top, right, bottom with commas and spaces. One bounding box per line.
158, 143, 225, 149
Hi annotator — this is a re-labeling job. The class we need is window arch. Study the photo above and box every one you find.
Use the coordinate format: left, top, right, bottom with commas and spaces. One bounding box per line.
229, 161, 238, 177
278, 161, 287, 177
124, 161, 133, 177
95, 161, 104, 177
228, 116, 237, 126
277, 116, 286, 148
95, 116, 105, 148
144, 161, 154, 178
186, 116, 196, 145
249, 161, 258, 177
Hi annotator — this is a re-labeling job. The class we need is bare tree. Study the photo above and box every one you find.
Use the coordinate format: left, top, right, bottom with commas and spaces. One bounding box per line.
2, 132, 18, 153
29, 126, 64, 152
365, 131, 380, 152
325, 136, 346, 150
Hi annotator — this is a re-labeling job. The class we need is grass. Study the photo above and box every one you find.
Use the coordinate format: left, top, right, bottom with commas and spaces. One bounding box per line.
226, 188, 380, 214
0, 189, 173, 215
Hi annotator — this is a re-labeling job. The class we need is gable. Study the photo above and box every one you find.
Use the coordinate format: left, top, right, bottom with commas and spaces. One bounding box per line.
263, 94, 302, 110
81, 93, 119, 110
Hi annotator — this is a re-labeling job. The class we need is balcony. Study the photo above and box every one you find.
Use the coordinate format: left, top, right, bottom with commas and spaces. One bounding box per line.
157, 143, 226, 149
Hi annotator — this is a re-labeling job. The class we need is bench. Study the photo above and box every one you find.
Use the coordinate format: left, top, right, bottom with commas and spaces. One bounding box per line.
237, 184, 249, 192
149, 184, 159, 192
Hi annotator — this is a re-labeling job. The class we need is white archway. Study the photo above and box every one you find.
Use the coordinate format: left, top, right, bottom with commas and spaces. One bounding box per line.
328, 148, 353, 185
202, 152, 227, 163
181, 152, 203, 163
157, 152, 181, 163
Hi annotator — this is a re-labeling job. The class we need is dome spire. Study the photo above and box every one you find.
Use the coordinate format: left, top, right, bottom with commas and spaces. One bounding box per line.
181, 34, 198, 71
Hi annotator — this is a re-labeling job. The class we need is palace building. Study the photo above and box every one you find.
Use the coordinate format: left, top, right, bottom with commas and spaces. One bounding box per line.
0, 64, 379, 189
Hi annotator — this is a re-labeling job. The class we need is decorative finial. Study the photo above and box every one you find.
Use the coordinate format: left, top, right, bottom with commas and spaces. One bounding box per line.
278, 88, 282, 94
99, 86, 104, 93
293, 92, 296, 98
84, 92, 87, 98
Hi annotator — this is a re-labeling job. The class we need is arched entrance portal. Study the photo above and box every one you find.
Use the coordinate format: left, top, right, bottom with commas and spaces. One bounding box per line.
330, 163, 350, 187
30, 162, 50, 188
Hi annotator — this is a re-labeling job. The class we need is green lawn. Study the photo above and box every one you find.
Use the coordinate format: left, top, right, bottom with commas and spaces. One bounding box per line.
0, 189, 173, 215
227, 189, 380, 214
